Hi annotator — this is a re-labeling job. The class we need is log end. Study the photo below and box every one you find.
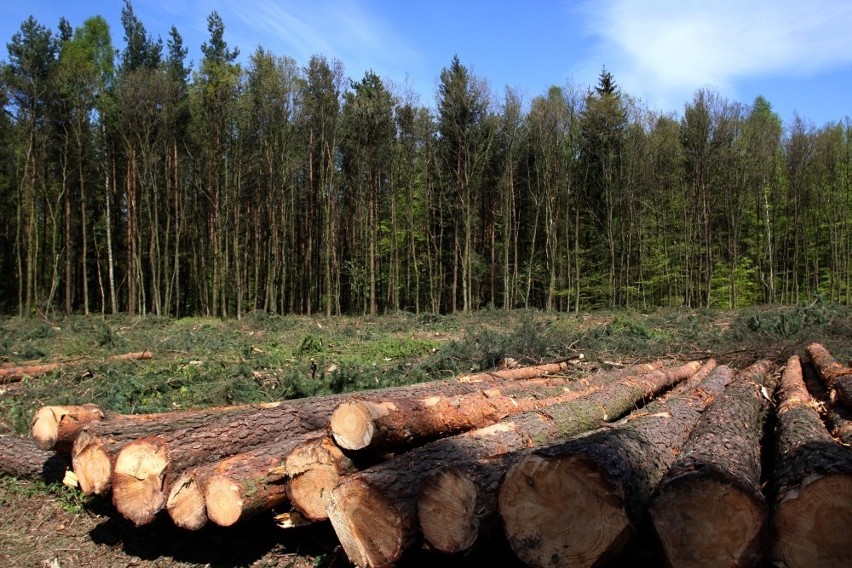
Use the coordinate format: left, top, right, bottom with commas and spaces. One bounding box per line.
330, 401, 376, 451
286, 436, 354, 521
328, 477, 405, 568
32, 404, 104, 451
499, 453, 631, 568
31, 406, 63, 451
166, 472, 207, 530
72, 433, 113, 495
649, 476, 767, 568
418, 467, 479, 554
774, 473, 852, 568
205, 475, 244, 527
288, 466, 339, 522
112, 438, 168, 526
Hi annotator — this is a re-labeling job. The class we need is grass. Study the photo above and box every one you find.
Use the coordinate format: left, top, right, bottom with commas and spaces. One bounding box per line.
2, 305, 851, 436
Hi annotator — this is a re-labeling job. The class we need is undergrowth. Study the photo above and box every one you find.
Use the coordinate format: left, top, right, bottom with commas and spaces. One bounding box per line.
1, 303, 850, 435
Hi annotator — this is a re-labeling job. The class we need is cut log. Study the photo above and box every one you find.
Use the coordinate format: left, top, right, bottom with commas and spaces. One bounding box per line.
0, 434, 69, 482
72, 402, 284, 495
111, 400, 333, 526
498, 361, 747, 568
114, 366, 621, 526
330, 379, 594, 452
0, 350, 153, 383
331, 362, 668, 452
76, 367, 587, 500
807, 342, 852, 410
802, 361, 852, 445
32, 403, 106, 452
166, 430, 323, 530
648, 360, 777, 568
327, 360, 702, 568
772, 355, 852, 568
416, 358, 718, 556
284, 436, 356, 522
454, 359, 575, 382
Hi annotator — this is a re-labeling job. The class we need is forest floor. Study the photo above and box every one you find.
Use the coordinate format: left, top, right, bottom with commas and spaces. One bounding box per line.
1, 304, 850, 567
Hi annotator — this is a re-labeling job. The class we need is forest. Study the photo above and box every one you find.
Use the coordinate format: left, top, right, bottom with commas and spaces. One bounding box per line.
1, 1, 850, 318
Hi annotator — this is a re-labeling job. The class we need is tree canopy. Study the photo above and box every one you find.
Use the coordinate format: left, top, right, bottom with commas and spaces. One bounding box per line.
0, 5, 849, 317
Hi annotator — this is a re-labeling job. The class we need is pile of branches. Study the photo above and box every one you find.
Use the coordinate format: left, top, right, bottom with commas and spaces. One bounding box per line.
2, 344, 851, 568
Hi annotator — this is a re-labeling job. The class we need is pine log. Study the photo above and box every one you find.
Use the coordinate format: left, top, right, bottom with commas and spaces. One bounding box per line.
802, 360, 852, 445
0, 434, 69, 482
75, 365, 587, 500
327, 360, 702, 568
772, 355, 852, 568
648, 360, 777, 568
330, 379, 593, 452
807, 342, 852, 410
331, 362, 668, 452
415, 358, 718, 556
498, 361, 749, 568
284, 436, 357, 521
32, 404, 106, 452
0, 350, 153, 383
454, 359, 574, 382
112, 366, 617, 527
111, 402, 332, 526
71, 402, 284, 495
166, 430, 323, 530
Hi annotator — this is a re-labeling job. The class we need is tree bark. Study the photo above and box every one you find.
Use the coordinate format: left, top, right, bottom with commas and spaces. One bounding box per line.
807, 342, 852, 410
326, 361, 702, 567
330, 376, 595, 451
166, 430, 323, 530
332, 361, 667, 451
498, 362, 746, 568
31, 403, 106, 452
0, 435, 69, 482
111, 366, 606, 525
73, 370, 561, 498
0, 351, 153, 384
648, 360, 777, 568
72, 402, 281, 495
454, 359, 580, 383
802, 360, 852, 445
415, 359, 718, 556
772, 355, 852, 568
284, 436, 356, 522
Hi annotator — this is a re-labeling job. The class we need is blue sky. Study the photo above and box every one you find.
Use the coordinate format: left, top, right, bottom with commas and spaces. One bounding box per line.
2, 0, 851, 126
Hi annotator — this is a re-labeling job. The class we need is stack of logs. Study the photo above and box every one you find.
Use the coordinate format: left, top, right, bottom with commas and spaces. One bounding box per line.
2, 343, 851, 568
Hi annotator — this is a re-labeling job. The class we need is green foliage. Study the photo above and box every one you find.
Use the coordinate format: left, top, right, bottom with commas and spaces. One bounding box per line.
732, 300, 850, 340
0, 477, 89, 514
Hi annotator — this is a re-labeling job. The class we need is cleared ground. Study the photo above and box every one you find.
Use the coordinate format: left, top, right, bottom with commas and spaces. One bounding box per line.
1, 305, 849, 567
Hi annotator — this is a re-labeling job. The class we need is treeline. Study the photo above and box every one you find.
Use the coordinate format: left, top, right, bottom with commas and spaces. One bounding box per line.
1, 2, 850, 317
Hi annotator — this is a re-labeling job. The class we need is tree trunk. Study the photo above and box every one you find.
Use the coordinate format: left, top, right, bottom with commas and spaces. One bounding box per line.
72, 402, 280, 495
807, 342, 852, 410
802, 360, 852, 445
498, 362, 742, 568
326, 361, 702, 567
284, 436, 357, 522
772, 355, 852, 568
330, 376, 595, 451
31, 403, 106, 452
166, 430, 323, 530
331, 360, 666, 451
0, 351, 152, 384
0, 435, 69, 482
416, 359, 718, 556
112, 372, 564, 526
648, 361, 777, 568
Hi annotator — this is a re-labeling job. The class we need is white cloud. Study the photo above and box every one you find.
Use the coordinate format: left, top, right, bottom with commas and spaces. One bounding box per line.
574, 0, 852, 111
217, 0, 422, 83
